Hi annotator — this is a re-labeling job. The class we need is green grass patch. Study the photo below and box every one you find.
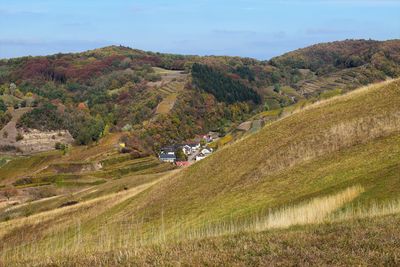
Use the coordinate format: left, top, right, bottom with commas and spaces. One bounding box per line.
0, 151, 61, 182
319, 88, 343, 100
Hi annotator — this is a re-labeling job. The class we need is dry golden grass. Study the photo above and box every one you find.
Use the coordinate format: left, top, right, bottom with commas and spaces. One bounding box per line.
64, 132, 123, 162
20, 214, 400, 267
5, 185, 400, 265
0, 169, 178, 245
155, 93, 178, 114
174, 186, 364, 241
253, 185, 363, 230
333, 199, 400, 222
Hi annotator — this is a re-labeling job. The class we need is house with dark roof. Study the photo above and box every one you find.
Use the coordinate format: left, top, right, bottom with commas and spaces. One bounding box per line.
160, 145, 178, 154
159, 152, 177, 163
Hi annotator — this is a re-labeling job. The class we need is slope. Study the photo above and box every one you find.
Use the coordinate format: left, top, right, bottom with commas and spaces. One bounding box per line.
28, 214, 400, 266
107, 79, 400, 231
1, 79, 400, 265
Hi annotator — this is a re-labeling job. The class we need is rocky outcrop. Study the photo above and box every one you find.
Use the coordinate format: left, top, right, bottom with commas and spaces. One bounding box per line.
0, 107, 75, 155
17, 129, 74, 154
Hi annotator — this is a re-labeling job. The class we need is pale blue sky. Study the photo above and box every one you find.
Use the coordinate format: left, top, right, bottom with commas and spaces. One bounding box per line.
0, 0, 399, 59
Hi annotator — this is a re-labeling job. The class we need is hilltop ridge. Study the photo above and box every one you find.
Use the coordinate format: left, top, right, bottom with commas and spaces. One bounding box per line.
0, 39, 399, 156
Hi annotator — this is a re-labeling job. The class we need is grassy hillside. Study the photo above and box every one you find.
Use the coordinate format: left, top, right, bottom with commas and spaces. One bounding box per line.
0, 79, 400, 265
113, 79, 400, 231
26, 214, 400, 266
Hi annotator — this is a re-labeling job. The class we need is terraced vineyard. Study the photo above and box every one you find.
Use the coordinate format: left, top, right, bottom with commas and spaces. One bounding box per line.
0, 133, 176, 222
155, 81, 185, 115
296, 66, 385, 97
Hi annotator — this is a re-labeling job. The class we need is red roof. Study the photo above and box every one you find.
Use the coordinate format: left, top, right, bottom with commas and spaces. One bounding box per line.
77, 102, 88, 110
175, 161, 192, 167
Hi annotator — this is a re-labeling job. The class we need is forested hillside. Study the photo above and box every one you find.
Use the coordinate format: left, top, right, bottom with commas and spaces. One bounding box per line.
0, 39, 399, 153
270, 39, 400, 95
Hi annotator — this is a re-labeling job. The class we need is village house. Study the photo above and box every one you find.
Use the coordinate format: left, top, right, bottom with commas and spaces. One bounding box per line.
201, 147, 213, 155
159, 152, 176, 163
160, 145, 178, 154
182, 145, 192, 155
182, 143, 201, 155
195, 153, 206, 161
194, 132, 218, 144
188, 143, 201, 150
160, 142, 202, 163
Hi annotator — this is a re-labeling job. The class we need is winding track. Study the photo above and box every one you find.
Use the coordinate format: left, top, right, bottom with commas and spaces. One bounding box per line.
0, 107, 31, 147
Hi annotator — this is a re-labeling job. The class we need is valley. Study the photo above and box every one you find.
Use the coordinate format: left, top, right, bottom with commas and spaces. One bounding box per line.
0, 77, 399, 265
0, 40, 400, 266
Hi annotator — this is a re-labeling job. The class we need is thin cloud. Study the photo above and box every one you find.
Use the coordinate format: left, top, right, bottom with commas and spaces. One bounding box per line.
306, 28, 351, 35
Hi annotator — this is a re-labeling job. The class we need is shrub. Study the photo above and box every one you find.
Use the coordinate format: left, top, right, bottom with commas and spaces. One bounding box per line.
0, 145, 20, 152
15, 133, 23, 142
55, 142, 66, 150
19, 102, 105, 145
0, 99, 6, 112
2, 186, 18, 200
18, 102, 64, 131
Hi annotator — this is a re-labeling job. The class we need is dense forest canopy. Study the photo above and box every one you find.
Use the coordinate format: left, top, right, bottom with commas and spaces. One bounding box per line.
191, 63, 261, 104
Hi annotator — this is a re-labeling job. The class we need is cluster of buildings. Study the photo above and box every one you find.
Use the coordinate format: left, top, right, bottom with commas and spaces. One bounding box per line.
158, 132, 219, 165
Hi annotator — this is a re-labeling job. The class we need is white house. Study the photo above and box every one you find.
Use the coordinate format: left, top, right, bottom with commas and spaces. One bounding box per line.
201, 148, 213, 155
195, 153, 207, 161
188, 143, 201, 151
182, 145, 192, 155
182, 143, 201, 156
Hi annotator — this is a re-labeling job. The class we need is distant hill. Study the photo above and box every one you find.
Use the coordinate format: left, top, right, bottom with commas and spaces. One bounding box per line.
0, 40, 399, 154
270, 39, 400, 95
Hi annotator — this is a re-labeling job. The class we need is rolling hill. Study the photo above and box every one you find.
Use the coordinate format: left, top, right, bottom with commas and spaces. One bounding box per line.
0, 39, 399, 155
0, 78, 399, 265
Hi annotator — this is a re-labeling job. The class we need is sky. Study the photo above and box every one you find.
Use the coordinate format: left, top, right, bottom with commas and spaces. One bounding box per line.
0, 0, 399, 60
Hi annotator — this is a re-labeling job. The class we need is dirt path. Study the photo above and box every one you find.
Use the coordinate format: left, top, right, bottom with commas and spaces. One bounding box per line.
0, 107, 31, 146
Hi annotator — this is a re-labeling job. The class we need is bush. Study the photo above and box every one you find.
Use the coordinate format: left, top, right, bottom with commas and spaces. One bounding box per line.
55, 142, 66, 150
0, 99, 6, 112
15, 133, 23, 142
18, 102, 64, 131
0, 145, 21, 152
19, 102, 105, 145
